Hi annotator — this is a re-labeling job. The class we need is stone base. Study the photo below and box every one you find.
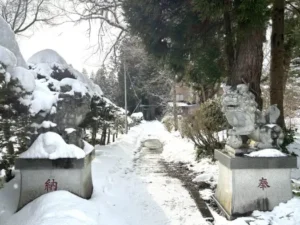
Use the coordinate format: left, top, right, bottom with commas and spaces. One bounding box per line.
15, 150, 95, 210
214, 150, 297, 219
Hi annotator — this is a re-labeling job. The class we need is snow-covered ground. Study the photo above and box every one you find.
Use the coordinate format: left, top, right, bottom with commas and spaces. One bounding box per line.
2, 121, 208, 225
2, 121, 300, 225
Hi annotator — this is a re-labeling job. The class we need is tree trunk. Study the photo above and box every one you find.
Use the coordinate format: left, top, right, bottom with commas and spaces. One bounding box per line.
270, 0, 285, 128
172, 79, 178, 131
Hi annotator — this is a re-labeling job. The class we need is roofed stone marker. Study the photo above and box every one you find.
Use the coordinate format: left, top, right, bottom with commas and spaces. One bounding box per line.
214, 84, 297, 219
15, 150, 94, 210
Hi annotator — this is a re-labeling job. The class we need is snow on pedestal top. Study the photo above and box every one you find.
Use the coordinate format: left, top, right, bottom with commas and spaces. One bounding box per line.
246, 149, 287, 157
19, 132, 86, 159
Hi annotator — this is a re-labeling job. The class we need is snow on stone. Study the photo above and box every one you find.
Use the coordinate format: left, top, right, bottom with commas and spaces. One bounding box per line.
28, 49, 67, 66
83, 140, 94, 154
60, 78, 88, 96
68, 67, 103, 97
65, 128, 76, 134
4, 191, 99, 225
246, 149, 287, 157
31, 121, 57, 129
0, 45, 17, 67
0, 16, 27, 68
19, 132, 85, 159
9, 67, 36, 92
28, 49, 103, 97
29, 80, 58, 115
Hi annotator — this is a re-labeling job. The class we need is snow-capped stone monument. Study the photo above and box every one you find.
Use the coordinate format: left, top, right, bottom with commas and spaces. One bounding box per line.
214, 84, 297, 219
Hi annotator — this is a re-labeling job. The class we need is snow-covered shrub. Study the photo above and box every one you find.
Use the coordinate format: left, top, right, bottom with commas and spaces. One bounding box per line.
131, 112, 143, 124
181, 99, 227, 159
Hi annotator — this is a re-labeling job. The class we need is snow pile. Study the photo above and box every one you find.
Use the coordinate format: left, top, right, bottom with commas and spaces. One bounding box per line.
68, 67, 103, 97
4, 191, 99, 225
246, 149, 287, 157
29, 79, 58, 115
0, 45, 17, 67
19, 132, 85, 159
9, 67, 36, 92
0, 16, 27, 68
199, 189, 213, 201
60, 78, 88, 96
28, 49, 103, 97
214, 197, 300, 225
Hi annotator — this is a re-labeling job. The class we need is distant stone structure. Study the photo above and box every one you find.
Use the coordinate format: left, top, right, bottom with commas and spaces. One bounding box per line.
222, 84, 284, 155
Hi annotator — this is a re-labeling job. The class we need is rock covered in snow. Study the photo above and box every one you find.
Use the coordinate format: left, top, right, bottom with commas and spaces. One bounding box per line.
28, 49, 68, 65
0, 45, 17, 68
0, 16, 27, 68
8, 67, 36, 92
19, 132, 85, 159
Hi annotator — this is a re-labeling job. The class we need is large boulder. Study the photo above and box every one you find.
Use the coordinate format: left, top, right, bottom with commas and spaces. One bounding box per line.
0, 16, 27, 68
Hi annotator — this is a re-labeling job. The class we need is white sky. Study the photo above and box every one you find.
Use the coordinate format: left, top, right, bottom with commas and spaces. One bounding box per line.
17, 22, 116, 75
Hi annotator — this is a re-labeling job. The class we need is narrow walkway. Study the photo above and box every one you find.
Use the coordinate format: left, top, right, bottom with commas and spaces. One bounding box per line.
92, 122, 209, 225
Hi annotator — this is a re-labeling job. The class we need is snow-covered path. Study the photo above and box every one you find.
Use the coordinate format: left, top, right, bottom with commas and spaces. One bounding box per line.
91, 121, 208, 225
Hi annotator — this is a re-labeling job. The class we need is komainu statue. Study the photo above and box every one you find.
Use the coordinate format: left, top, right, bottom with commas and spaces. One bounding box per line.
222, 84, 284, 155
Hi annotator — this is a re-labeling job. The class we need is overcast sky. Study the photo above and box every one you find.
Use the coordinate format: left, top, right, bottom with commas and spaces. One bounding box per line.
17, 21, 117, 75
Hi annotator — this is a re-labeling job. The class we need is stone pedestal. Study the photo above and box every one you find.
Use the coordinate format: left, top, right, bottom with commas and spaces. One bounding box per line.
214, 150, 297, 219
15, 150, 95, 210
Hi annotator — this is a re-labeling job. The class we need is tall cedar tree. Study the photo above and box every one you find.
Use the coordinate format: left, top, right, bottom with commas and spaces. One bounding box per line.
123, 0, 269, 109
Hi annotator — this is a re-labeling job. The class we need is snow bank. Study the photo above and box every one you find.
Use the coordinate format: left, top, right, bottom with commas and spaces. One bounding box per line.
214, 197, 300, 225
19, 132, 85, 159
0, 45, 17, 67
0, 172, 20, 224
246, 149, 287, 157
4, 191, 99, 225
0, 16, 27, 68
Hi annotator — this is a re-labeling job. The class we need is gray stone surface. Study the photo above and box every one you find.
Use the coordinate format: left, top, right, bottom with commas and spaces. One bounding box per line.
222, 84, 284, 152
16, 150, 95, 210
215, 150, 297, 169
214, 150, 296, 219
143, 139, 163, 150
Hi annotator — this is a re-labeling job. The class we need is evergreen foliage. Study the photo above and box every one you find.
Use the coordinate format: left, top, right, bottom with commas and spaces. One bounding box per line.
0, 63, 31, 181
